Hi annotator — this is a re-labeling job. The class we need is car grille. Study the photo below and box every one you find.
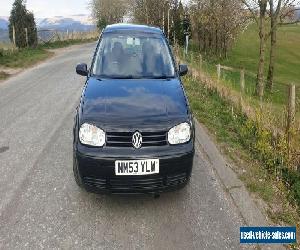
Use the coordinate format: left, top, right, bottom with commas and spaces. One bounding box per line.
106, 131, 167, 148
83, 172, 188, 192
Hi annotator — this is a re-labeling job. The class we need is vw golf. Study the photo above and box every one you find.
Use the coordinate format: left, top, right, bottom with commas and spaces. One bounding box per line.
73, 24, 195, 194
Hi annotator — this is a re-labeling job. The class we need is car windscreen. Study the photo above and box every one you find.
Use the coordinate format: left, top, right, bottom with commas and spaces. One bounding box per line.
91, 32, 175, 79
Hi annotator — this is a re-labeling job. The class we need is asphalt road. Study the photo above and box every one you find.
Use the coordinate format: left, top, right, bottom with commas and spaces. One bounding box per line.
0, 43, 251, 249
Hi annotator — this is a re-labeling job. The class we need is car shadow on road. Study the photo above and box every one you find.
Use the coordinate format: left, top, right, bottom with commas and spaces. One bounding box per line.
72, 179, 192, 211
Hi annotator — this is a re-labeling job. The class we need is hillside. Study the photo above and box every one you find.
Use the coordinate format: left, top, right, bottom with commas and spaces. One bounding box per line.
221, 23, 300, 88
0, 17, 8, 30
37, 14, 96, 31
204, 8, 300, 85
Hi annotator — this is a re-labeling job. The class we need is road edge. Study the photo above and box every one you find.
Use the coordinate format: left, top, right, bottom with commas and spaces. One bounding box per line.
0, 41, 97, 84
194, 118, 286, 250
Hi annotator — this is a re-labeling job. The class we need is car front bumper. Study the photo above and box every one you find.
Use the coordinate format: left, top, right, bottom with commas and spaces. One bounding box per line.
75, 144, 194, 194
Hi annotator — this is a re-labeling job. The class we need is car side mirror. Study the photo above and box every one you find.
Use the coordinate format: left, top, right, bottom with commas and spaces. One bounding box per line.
76, 63, 88, 76
179, 64, 188, 76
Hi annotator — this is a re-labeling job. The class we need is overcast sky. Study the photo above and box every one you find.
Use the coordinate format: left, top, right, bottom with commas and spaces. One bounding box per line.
0, 0, 91, 18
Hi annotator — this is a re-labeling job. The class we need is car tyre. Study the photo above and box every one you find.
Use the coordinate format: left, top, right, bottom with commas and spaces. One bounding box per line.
73, 154, 84, 188
182, 176, 191, 189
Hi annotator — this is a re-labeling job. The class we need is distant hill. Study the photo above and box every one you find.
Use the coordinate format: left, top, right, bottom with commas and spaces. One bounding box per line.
0, 14, 96, 42
0, 29, 9, 42
0, 16, 9, 30
0, 14, 96, 31
0, 16, 9, 42
37, 14, 96, 31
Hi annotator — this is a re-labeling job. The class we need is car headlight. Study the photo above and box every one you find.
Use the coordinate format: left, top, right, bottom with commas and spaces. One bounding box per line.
168, 122, 191, 145
79, 123, 105, 147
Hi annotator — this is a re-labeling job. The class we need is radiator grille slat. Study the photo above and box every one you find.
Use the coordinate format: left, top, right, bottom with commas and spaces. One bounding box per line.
83, 172, 188, 192
106, 131, 167, 148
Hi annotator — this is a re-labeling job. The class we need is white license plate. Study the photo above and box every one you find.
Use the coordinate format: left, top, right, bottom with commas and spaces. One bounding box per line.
115, 159, 159, 176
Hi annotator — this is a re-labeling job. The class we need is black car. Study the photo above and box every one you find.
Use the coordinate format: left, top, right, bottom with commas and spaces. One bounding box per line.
73, 24, 194, 195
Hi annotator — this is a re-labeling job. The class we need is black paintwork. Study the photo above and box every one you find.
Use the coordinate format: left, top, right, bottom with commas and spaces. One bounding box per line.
179, 64, 188, 76
81, 78, 189, 129
73, 24, 194, 194
76, 63, 88, 76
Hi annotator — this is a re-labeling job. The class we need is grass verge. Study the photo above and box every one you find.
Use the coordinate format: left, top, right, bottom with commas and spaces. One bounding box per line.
0, 38, 98, 69
0, 48, 52, 68
0, 71, 10, 80
183, 75, 299, 230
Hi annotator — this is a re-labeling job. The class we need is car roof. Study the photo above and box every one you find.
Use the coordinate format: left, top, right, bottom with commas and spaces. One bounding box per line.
103, 23, 163, 34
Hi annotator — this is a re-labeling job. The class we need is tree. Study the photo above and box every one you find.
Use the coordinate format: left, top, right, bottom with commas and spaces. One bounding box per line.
130, 0, 188, 45
256, 0, 268, 99
172, 0, 186, 46
8, 0, 38, 48
190, 0, 246, 58
90, 0, 129, 29
131, 0, 170, 28
25, 12, 38, 47
241, 0, 268, 99
266, 0, 299, 91
242, 0, 299, 94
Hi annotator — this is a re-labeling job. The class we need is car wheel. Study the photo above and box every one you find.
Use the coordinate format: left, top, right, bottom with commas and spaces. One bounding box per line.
182, 176, 191, 189
73, 154, 84, 188
186, 175, 191, 184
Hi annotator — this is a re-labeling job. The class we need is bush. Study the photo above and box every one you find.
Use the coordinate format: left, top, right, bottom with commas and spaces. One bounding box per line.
8, 0, 37, 48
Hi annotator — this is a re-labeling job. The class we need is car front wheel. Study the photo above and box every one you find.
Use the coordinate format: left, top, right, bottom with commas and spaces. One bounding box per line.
73, 153, 83, 188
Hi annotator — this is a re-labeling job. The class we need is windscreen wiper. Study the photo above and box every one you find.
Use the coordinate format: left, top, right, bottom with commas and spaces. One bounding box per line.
101, 75, 144, 79
112, 75, 141, 79
145, 75, 174, 79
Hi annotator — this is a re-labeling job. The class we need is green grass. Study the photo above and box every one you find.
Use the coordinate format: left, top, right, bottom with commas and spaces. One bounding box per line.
0, 71, 9, 80
0, 38, 98, 69
183, 74, 299, 228
0, 42, 15, 50
188, 23, 300, 109
223, 24, 300, 86
0, 48, 51, 68
242, 175, 274, 202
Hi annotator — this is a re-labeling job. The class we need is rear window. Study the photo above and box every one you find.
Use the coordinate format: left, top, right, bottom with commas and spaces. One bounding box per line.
92, 32, 175, 79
